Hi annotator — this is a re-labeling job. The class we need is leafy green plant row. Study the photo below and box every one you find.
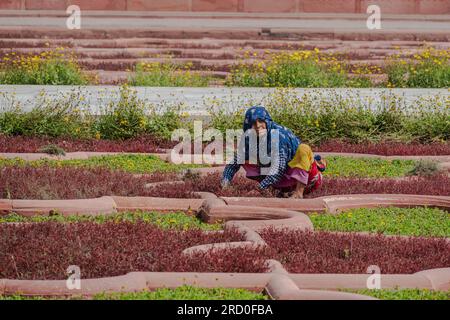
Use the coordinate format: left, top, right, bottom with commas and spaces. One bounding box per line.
0, 85, 185, 141
1, 48, 448, 88
310, 207, 450, 237
227, 47, 450, 88
348, 289, 449, 300
0, 154, 201, 174
0, 286, 267, 300
0, 211, 222, 231
0, 86, 448, 143
208, 88, 449, 144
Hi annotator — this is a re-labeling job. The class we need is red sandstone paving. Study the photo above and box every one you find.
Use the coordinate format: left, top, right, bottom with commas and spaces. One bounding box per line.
260, 229, 450, 274
0, 222, 269, 280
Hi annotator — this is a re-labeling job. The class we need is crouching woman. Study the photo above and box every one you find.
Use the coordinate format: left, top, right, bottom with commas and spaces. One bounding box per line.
221, 106, 326, 198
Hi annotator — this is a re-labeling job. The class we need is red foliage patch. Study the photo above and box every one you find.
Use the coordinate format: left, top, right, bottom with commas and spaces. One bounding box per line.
0, 134, 175, 153
0, 222, 268, 280
0, 166, 194, 199
189, 173, 450, 198
260, 229, 450, 274
2, 135, 449, 156
1, 167, 449, 200
315, 139, 450, 156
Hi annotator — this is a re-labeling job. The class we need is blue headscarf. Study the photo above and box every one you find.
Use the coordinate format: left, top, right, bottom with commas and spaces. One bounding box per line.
241, 106, 300, 165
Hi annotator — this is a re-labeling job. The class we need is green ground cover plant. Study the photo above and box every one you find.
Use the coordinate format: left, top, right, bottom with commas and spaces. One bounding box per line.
0, 286, 267, 300
95, 286, 267, 300
324, 156, 415, 178
0, 211, 222, 231
348, 289, 449, 300
0, 154, 201, 174
310, 207, 450, 237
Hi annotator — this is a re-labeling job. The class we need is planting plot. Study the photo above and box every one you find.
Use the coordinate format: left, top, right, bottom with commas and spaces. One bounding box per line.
0, 134, 175, 153
323, 156, 415, 178
0, 211, 222, 231
0, 154, 202, 174
348, 289, 450, 300
0, 286, 267, 300
3, 167, 449, 199
0, 222, 268, 280
316, 140, 450, 156
0, 166, 196, 199
310, 207, 450, 237
95, 286, 267, 300
191, 173, 450, 198
260, 229, 450, 274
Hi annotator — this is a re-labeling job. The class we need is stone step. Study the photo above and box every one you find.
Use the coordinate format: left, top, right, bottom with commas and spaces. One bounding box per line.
0, 27, 449, 42
2, 45, 444, 61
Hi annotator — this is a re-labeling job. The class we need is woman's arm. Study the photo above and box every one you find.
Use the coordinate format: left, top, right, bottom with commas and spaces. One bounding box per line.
221, 153, 241, 187
258, 149, 288, 189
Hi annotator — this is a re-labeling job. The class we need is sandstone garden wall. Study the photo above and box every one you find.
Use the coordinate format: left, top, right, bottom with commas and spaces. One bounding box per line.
0, 0, 449, 14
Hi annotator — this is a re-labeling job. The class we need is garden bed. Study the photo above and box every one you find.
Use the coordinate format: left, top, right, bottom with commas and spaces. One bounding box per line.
0, 211, 223, 231
0, 286, 268, 300
1, 135, 449, 156
0, 221, 268, 280
0, 134, 175, 153
1, 166, 449, 199
0, 154, 201, 174
316, 140, 450, 156
190, 173, 450, 198
260, 229, 450, 274
346, 289, 449, 300
310, 207, 450, 238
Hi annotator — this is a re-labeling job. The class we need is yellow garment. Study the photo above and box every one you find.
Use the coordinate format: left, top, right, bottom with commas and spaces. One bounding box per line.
288, 144, 314, 171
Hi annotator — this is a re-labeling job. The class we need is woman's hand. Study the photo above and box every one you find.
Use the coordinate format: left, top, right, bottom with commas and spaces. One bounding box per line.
221, 180, 231, 190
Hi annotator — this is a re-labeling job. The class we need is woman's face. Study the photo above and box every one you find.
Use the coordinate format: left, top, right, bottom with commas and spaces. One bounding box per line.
252, 119, 267, 136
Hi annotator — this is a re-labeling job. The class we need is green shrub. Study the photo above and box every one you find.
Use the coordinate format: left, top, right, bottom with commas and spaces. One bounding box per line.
0, 90, 92, 138
386, 48, 450, 88
37, 144, 66, 156
407, 160, 439, 177
130, 61, 210, 87
227, 49, 347, 87
207, 88, 449, 144
94, 85, 148, 140
0, 49, 88, 85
